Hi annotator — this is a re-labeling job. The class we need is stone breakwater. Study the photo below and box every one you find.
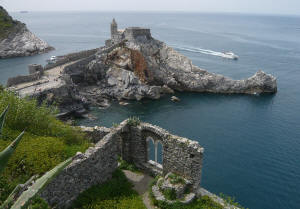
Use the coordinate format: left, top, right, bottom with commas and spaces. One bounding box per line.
0, 6, 53, 59
41, 119, 204, 208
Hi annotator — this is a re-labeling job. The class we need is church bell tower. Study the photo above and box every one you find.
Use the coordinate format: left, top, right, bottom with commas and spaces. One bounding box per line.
111, 18, 118, 38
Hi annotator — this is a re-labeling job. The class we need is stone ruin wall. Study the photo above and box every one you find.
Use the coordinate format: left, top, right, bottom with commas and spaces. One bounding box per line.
41, 129, 120, 208
41, 120, 204, 208
121, 123, 204, 191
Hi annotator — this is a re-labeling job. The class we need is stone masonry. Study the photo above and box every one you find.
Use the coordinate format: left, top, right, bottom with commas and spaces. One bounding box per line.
41, 119, 204, 208
106, 18, 152, 47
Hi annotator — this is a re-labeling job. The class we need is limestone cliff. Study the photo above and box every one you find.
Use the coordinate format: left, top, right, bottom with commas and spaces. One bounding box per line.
0, 6, 53, 58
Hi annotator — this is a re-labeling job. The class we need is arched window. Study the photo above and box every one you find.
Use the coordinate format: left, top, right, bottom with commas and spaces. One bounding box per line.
147, 137, 155, 162
157, 141, 163, 164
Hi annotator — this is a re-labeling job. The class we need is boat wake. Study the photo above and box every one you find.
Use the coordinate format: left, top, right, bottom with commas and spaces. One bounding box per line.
173, 45, 239, 60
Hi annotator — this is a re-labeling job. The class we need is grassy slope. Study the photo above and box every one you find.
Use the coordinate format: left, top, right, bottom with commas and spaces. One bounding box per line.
0, 90, 90, 205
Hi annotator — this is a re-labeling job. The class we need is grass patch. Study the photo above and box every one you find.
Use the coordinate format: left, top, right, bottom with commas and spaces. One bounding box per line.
118, 157, 140, 173
168, 173, 185, 185
71, 169, 146, 209
127, 116, 141, 127
162, 188, 177, 200
0, 90, 90, 205
220, 193, 246, 209
25, 196, 51, 209
0, 90, 86, 145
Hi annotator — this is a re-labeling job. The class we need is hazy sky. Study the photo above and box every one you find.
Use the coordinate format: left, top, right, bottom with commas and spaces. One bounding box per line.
1, 0, 300, 15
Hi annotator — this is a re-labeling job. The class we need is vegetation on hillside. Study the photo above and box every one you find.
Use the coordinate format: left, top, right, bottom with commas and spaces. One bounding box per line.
0, 6, 18, 39
71, 169, 146, 209
0, 90, 90, 205
149, 176, 224, 209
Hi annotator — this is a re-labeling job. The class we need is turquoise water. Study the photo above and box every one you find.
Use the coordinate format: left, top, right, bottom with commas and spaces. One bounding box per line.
1, 12, 300, 209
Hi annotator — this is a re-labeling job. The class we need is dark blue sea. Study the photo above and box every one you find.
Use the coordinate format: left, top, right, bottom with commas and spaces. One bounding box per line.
1, 12, 300, 209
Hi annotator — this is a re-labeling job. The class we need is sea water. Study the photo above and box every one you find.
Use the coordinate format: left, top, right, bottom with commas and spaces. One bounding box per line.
0, 12, 300, 209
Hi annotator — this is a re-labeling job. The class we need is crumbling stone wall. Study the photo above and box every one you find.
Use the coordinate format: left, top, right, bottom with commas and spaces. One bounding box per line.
41, 128, 121, 208
41, 120, 203, 208
79, 125, 111, 143
122, 123, 204, 191
113, 121, 204, 191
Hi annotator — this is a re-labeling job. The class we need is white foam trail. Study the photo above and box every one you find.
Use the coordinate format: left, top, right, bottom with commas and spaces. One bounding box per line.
173, 45, 237, 59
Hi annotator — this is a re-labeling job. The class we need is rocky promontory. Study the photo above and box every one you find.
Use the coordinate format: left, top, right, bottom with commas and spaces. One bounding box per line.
0, 6, 53, 58
6, 19, 277, 116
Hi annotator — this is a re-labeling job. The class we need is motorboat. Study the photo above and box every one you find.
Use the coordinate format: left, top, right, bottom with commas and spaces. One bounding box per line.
50, 56, 57, 61
222, 51, 239, 60
46, 56, 58, 64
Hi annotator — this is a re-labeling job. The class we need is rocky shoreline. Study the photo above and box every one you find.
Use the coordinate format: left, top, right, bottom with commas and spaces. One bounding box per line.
6, 19, 277, 118
0, 6, 54, 59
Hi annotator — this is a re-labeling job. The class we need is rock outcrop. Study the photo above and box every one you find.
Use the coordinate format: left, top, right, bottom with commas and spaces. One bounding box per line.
68, 26, 276, 105
7, 20, 277, 115
0, 6, 53, 58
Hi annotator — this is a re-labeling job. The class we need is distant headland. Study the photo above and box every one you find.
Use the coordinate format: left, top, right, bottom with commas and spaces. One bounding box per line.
0, 6, 53, 58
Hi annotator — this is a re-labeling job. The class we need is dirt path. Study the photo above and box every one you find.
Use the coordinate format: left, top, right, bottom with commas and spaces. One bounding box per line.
123, 170, 156, 209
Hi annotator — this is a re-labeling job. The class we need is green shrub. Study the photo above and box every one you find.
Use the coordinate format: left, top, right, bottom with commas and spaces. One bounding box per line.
0, 90, 86, 145
127, 116, 141, 127
162, 188, 177, 200
118, 157, 140, 173
112, 123, 119, 128
0, 7, 16, 40
168, 173, 185, 185
220, 193, 246, 209
26, 196, 50, 209
71, 169, 146, 209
